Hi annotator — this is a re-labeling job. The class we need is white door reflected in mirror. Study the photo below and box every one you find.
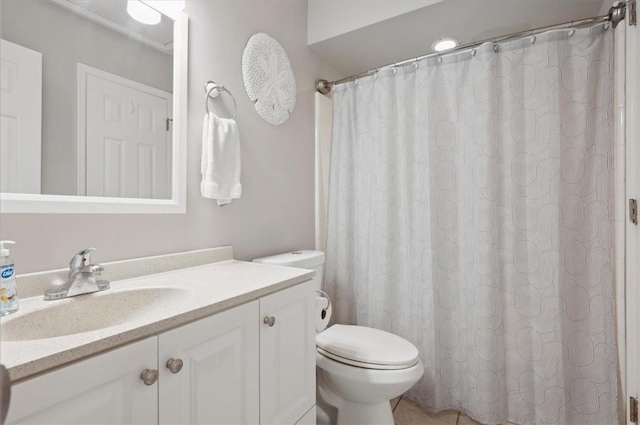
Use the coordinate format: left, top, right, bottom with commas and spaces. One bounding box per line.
79, 65, 171, 199
0, 40, 42, 195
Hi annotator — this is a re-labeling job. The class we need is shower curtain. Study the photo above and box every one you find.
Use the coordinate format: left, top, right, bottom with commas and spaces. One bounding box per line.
325, 25, 618, 425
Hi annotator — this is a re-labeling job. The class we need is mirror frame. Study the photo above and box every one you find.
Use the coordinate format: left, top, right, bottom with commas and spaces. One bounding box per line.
0, 8, 188, 214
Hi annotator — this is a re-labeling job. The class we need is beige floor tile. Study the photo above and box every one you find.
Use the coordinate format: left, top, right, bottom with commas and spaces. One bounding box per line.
393, 399, 459, 425
458, 414, 482, 425
391, 397, 402, 411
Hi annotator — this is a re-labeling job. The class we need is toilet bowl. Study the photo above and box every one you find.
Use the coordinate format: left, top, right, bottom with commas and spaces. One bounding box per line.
254, 251, 425, 425
316, 324, 424, 425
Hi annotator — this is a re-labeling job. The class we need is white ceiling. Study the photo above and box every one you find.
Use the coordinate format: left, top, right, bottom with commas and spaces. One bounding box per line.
310, 0, 611, 79
308, 0, 444, 44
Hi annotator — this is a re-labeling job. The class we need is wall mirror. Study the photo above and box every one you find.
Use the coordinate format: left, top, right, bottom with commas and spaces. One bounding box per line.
0, 0, 188, 213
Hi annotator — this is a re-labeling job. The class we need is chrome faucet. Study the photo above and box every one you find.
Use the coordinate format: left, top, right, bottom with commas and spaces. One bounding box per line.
44, 248, 110, 300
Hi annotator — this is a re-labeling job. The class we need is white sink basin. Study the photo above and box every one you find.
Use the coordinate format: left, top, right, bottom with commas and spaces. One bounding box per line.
1, 287, 190, 341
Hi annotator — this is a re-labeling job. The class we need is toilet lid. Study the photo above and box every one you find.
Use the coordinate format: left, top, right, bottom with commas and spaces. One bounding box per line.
316, 325, 419, 369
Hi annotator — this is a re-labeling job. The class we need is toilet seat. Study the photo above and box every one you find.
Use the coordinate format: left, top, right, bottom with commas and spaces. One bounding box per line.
317, 347, 419, 370
316, 325, 419, 370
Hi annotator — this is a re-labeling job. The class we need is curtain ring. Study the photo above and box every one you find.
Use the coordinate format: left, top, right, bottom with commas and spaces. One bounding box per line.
493, 43, 499, 53
568, 28, 575, 37
437, 56, 442, 63
414, 58, 420, 69
471, 48, 477, 57
530, 35, 536, 45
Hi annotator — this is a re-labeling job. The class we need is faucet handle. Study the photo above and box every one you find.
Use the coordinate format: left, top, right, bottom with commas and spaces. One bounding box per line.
70, 247, 97, 271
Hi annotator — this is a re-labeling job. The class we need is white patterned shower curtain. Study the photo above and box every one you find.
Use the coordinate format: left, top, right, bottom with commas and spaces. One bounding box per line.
325, 25, 619, 425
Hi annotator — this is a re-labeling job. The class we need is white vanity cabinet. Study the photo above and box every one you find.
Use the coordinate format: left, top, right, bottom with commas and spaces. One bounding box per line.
260, 281, 316, 425
158, 301, 260, 424
6, 336, 159, 425
5, 280, 316, 425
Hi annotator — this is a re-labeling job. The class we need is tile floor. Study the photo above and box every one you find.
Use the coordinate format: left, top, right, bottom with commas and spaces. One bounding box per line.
392, 397, 482, 425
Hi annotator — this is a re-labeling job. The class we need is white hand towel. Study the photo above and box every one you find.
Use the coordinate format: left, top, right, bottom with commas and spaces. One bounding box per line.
201, 112, 242, 205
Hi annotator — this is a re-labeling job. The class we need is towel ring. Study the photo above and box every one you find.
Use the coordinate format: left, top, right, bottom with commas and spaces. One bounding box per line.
204, 81, 238, 120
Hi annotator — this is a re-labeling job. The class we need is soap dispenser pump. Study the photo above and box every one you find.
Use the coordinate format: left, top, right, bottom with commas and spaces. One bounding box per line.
0, 241, 19, 316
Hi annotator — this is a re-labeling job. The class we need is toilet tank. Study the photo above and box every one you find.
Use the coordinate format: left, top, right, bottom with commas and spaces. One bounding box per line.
253, 250, 325, 291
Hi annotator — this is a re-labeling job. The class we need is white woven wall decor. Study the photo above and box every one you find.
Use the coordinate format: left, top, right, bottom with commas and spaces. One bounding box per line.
242, 33, 296, 125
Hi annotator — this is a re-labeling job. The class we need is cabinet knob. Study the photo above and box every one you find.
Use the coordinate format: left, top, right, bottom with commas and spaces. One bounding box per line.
263, 316, 276, 327
166, 358, 184, 374
140, 368, 159, 386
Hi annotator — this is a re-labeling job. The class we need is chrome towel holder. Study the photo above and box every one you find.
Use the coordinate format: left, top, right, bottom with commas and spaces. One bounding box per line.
204, 80, 238, 120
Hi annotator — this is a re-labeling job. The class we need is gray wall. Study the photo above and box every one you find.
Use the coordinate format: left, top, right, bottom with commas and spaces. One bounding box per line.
0, 0, 339, 274
2, 0, 173, 196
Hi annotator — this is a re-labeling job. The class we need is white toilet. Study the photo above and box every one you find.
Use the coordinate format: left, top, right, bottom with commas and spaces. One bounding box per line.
254, 251, 424, 425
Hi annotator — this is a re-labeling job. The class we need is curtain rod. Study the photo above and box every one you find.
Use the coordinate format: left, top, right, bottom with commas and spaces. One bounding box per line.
316, 2, 626, 94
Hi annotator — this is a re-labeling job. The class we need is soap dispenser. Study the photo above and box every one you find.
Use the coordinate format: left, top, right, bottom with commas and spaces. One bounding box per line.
0, 241, 18, 316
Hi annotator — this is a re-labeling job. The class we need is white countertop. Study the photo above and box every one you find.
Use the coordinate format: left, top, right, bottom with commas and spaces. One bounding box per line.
0, 260, 314, 382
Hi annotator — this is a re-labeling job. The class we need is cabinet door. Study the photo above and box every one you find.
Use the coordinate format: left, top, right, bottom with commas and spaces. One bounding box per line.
260, 280, 316, 425
295, 406, 316, 425
6, 336, 158, 425
159, 301, 259, 425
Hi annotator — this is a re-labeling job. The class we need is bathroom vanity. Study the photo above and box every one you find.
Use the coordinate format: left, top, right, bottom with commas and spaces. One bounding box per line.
1, 248, 317, 425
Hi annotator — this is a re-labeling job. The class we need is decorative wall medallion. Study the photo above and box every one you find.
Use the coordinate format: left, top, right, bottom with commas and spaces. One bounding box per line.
242, 33, 296, 125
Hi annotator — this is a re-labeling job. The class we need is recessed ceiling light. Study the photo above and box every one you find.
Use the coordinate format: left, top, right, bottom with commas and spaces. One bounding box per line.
432, 37, 461, 52
127, 0, 161, 25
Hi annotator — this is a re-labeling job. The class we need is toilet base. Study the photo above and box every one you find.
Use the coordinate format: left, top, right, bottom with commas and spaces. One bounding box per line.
317, 366, 399, 425
336, 401, 394, 425
316, 405, 334, 425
